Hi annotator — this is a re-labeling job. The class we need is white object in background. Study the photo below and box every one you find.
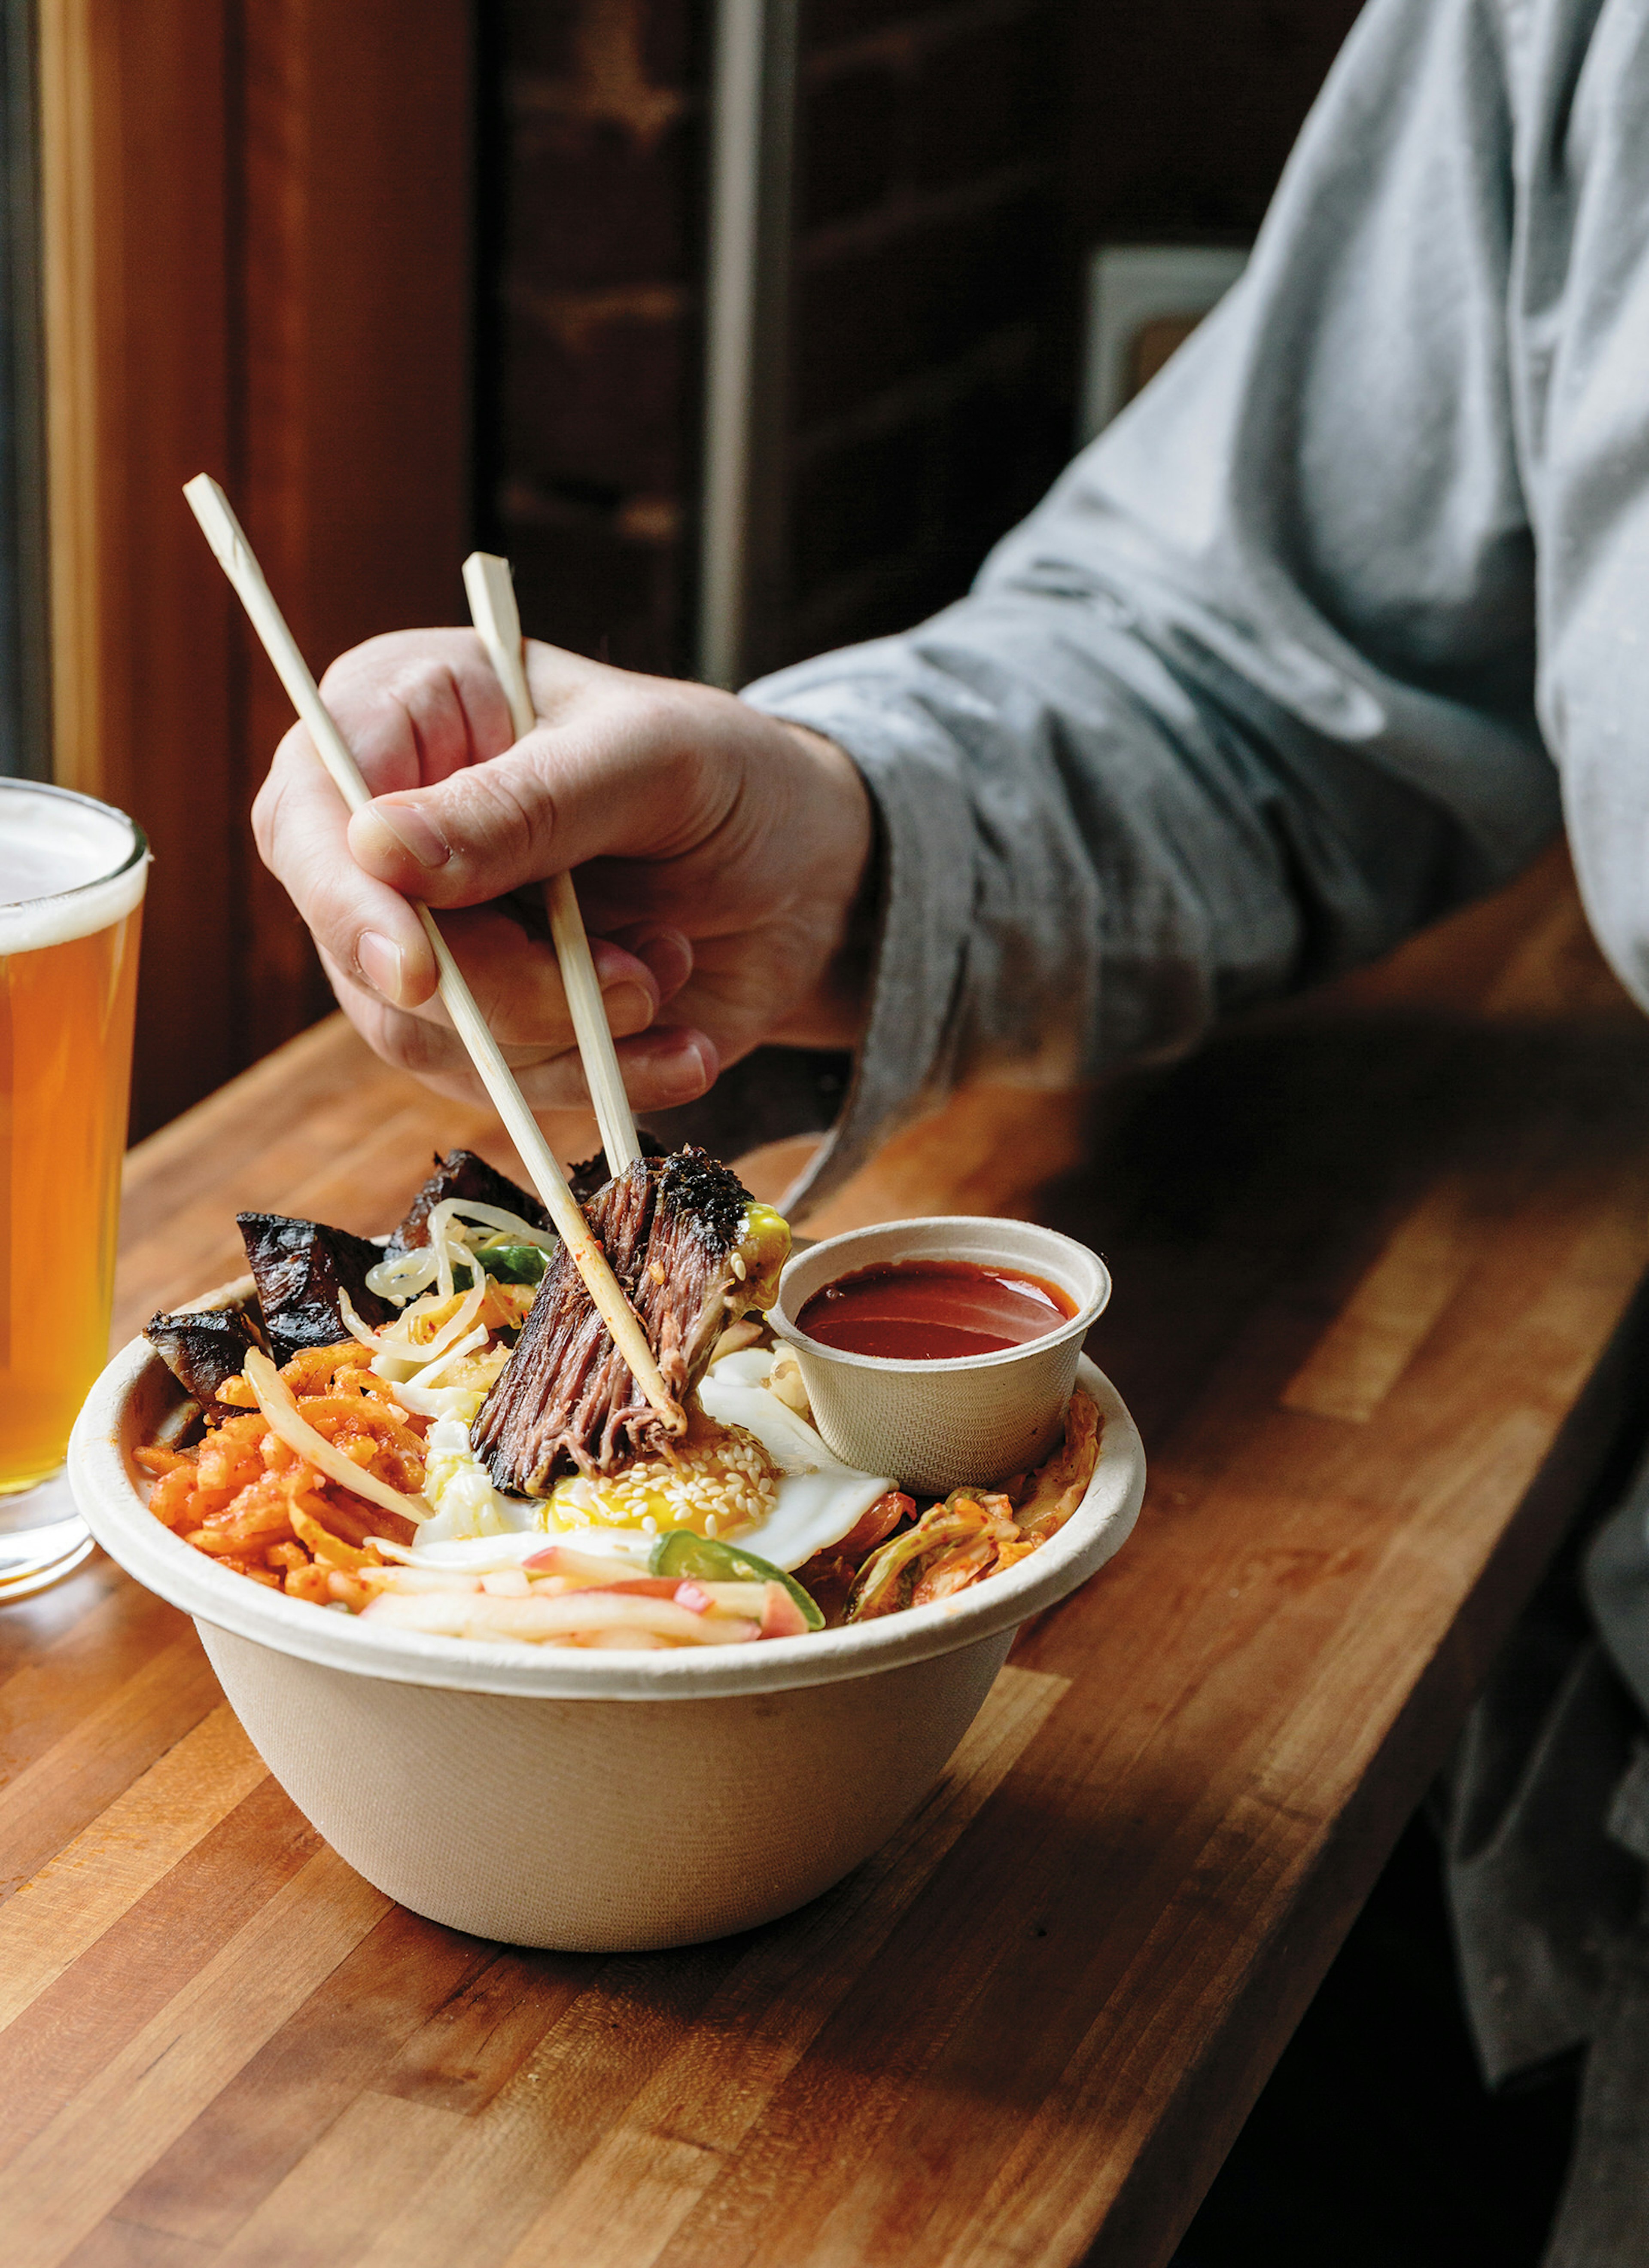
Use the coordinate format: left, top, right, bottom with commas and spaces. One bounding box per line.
1079, 242, 1249, 445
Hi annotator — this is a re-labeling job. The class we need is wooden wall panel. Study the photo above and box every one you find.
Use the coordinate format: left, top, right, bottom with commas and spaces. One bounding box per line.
39, 0, 472, 1135
240, 0, 473, 1065
40, 0, 239, 1137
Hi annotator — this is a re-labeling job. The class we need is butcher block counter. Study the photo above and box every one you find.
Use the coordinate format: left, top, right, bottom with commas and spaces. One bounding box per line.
4, 845, 1648, 2268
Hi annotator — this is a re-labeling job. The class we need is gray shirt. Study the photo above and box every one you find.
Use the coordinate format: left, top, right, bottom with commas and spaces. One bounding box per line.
736, 0, 1649, 1217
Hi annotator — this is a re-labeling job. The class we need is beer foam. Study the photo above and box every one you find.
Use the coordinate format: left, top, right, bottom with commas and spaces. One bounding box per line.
0, 784, 148, 955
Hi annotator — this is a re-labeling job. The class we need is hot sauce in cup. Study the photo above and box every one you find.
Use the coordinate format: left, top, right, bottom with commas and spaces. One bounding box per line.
796, 1259, 1077, 1362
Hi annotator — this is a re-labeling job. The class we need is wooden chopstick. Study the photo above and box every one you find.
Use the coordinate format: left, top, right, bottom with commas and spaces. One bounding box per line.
461, 552, 642, 1179
182, 474, 684, 1435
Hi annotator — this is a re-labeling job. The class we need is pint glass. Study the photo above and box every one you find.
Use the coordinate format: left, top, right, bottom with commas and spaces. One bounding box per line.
0, 780, 147, 1593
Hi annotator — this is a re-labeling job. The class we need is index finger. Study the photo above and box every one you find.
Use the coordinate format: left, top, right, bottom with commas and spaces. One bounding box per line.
316, 628, 517, 793
254, 720, 440, 1005
253, 628, 523, 1005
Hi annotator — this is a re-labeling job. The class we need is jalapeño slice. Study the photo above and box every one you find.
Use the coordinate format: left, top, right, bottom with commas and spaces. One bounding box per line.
647, 1530, 824, 1631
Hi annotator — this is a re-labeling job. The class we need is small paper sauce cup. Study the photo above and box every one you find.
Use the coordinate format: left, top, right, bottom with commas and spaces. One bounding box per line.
770, 1216, 1112, 1496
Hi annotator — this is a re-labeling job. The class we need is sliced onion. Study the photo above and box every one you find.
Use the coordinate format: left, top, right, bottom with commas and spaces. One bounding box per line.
343, 1278, 486, 1373
243, 1350, 431, 1524
364, 1201, 556, 1309
366, 1535, 529, 1570
391, 1379, 488, 1421
338, 1287, 400, 1357
407, 1276, 486, 1360
411, 1325, 489, 1392
361, 1588, 760, 1645
365, 1536, 425, 1565
426, 1198, 558, 1252
364, 1246, 439, 1304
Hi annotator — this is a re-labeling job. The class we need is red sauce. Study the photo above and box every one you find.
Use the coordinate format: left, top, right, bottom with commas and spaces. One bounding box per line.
796, 1258, 1077, 1361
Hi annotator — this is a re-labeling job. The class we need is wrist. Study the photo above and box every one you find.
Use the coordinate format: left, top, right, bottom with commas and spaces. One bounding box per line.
769, 719, 879, 1049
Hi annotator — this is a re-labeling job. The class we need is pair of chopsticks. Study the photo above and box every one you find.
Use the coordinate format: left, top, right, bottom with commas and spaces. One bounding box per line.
183, 474, 682, 1433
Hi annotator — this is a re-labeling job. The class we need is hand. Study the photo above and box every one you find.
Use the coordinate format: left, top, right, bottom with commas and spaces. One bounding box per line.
252, 631, 875, 1131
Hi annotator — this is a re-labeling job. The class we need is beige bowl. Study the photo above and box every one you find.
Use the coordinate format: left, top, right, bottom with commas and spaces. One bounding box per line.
771, 1217, 1112, 1495
67, 1296, 1144, 1952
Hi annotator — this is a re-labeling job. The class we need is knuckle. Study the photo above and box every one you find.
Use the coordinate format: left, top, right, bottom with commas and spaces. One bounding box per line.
250, 764, 307, 881
319, 629, 446, 698
376, 1009, 452, 1080
249, 774, 279, 862
385, 650, 461, 716
493, 753, 560, 864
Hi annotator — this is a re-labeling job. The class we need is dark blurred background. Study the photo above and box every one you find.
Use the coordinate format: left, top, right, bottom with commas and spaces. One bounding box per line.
485, 0, 1361, 678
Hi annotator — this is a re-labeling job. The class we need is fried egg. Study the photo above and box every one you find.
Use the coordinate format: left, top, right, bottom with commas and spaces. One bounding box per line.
411, 1347, 894, 1573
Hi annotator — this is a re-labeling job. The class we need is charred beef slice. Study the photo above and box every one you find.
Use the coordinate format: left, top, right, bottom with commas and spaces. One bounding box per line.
145, 1302, 268, 1421
388, 1150, 551, 1256
566, 1131, 663, 1205
237, 1213, 396, 1365
473, 1146, 751, 1490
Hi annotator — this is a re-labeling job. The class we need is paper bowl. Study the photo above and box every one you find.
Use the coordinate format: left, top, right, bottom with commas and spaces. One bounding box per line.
771, 1217, 1112, 1494
67, 1296, 1144, 1951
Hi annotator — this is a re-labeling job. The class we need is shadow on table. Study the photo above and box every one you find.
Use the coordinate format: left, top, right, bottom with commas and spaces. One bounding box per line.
1038, 1009, 1649, 1443
1096, 1009, 1646, 2267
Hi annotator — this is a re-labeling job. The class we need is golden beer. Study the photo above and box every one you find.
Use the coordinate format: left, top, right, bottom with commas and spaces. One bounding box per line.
0, 783, 146, 1506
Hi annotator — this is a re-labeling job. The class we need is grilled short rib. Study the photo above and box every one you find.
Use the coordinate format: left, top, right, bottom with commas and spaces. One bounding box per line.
145, 1302, 268, 1422
566, 1131, 663, 1205
387, 1149, 550, 1256
472, 1146, 753, 1488
237, 1213, 396, 1366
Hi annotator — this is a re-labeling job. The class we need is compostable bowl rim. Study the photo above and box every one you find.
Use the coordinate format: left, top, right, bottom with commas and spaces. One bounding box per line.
68, 1283, 1144, 1704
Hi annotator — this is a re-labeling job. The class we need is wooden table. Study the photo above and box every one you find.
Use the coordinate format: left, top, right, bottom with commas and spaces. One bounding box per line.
5, 847, 1649, 2268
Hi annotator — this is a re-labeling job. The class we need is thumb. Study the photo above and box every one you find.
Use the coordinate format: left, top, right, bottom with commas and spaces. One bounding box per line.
345, 710, 708, 907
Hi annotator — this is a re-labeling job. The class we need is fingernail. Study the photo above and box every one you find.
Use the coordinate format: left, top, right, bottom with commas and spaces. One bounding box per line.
660, 1035, 713, 1100
602, 982, 652, 1032
357, 930, 407, 1003
632, 927, 693, 982
355, 799, 450, 869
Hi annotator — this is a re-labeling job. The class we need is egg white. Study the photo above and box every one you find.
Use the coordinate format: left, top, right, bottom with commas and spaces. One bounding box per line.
408, 1350, 895, 1573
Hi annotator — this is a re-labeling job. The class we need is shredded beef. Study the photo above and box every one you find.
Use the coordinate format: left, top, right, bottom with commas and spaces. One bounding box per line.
472, 1146, 752, 1490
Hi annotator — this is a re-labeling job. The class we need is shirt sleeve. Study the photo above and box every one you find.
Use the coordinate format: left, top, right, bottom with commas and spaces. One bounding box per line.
1518, 2, 1649, 1013
725, 0, 1567, 1213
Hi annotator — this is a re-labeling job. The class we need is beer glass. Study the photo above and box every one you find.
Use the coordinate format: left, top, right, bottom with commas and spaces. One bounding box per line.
0, 779, 147, 1594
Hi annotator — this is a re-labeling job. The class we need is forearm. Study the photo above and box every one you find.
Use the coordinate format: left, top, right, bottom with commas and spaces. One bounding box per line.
744, 590, 1497, 1204
759, 722, 881, 1051
733, 0, 1570, 1210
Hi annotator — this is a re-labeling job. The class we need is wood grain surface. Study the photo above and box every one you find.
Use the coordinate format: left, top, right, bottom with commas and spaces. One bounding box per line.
5, 845, 1648, 2268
